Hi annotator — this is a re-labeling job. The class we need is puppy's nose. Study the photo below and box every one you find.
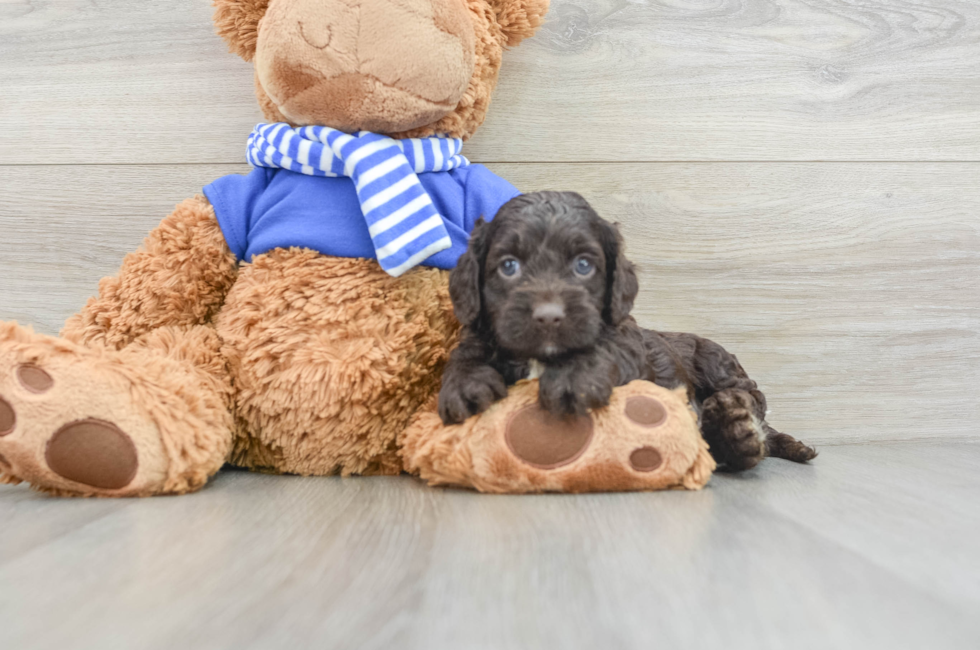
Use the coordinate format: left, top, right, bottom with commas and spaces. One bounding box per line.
533, 303, 565, 328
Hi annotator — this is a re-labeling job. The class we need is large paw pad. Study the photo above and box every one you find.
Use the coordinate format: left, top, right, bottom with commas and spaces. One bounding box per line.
46, 419, 139, 490
505, 405, 593, 469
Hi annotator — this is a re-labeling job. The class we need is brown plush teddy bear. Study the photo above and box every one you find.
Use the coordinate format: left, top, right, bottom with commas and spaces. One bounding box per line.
0, 0, 550, 497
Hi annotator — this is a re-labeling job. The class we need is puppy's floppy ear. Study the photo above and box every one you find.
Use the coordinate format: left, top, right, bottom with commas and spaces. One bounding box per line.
598, 221, 639, 325
450, 217, 492, 327
213, 0, 270, 62
488, 0, 550, 47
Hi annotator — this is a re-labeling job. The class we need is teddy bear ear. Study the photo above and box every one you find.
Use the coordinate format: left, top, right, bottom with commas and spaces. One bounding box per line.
488, 0, 550, 47
212, 0, 270, 62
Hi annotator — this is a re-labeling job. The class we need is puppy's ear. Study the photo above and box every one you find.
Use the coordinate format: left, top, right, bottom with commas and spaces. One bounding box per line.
450, 218, 492, 327
599, 222, 639, 325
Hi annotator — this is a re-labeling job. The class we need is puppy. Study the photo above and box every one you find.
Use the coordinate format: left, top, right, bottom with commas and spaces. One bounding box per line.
438, 191, 816, 471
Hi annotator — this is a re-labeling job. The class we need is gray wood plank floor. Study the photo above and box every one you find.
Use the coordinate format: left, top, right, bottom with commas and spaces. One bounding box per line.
1, 442, 978, 650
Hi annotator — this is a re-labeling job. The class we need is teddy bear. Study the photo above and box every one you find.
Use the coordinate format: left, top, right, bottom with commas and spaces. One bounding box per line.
0, 0, 717, 497
0, 0, 552, 497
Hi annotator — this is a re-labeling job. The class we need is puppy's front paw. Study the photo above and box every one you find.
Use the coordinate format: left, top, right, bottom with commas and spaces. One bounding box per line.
538, 366, 613, 417
438, 366, 508, 424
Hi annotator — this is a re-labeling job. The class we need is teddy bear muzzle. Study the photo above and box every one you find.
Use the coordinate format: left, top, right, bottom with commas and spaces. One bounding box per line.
254, 0, 477, 133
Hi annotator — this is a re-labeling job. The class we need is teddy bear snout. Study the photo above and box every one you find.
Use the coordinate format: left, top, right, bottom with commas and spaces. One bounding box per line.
254, 0, 476, 133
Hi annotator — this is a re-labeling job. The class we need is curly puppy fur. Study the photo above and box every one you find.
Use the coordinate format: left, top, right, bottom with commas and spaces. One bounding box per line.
438, 191, 817, 471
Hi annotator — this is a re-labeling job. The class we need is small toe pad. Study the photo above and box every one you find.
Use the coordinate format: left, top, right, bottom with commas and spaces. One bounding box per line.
629, 446, 663, 472
625, 396, 667, 427
45, 419, 139, 489
17, 365, 54, 394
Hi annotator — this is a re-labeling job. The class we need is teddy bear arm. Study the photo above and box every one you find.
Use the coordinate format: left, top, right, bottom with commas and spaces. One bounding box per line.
61, 195, 238, 351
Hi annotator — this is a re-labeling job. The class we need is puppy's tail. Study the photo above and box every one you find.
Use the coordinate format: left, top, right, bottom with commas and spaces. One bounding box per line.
763, 422, 818, 463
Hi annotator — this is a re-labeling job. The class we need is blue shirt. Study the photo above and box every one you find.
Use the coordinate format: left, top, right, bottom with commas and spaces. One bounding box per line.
203, 164, 520, 269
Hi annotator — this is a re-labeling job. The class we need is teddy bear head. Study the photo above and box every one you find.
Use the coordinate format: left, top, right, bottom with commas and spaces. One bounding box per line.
213, 0, 549, 139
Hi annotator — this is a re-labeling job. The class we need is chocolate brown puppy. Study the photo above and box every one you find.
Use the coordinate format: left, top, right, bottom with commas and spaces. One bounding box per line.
438, 191, 817, 471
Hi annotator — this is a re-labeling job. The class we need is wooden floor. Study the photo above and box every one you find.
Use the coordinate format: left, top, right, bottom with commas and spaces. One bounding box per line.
2, 442, 979, 649
1, 0, 979, 647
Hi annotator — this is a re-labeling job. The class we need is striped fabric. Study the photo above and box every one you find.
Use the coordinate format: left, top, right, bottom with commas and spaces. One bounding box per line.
246, 123, 470, 277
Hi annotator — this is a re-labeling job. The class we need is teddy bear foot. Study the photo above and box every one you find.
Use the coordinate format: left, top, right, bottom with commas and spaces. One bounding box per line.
0, 323, 226, 497
401, 379, 716, 493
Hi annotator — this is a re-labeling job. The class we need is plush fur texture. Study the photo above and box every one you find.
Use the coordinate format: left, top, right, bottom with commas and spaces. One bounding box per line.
0, 0, 546, 496
217, 249, 457, 476
438, 192, 818, 472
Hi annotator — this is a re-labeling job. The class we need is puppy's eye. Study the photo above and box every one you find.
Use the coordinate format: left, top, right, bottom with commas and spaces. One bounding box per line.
499, 258, 521, 278
573, 257, 594, 276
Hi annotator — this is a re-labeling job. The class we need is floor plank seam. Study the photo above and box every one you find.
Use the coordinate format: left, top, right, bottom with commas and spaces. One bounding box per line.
813, 436, 980, 448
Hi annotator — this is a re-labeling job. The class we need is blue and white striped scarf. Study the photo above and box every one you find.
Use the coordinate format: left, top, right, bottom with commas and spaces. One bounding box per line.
246, 123, 470, 277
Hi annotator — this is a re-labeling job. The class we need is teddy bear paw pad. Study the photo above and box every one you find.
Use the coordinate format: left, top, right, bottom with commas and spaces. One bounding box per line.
17, 364, 54, 394
46, 419, 139, 490
628, 446, 663, 472
504, 405, 594, 469
0, 363, 49, 435
0, 394, 15, 436
624, 395, 667, 427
